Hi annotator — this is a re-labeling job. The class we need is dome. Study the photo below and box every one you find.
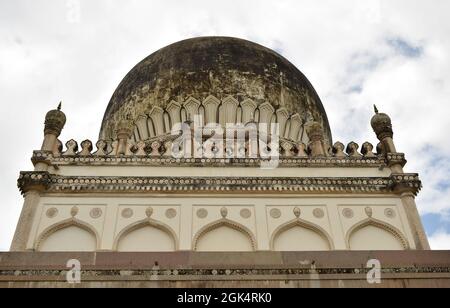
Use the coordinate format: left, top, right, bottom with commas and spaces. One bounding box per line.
99, 37, 332, 145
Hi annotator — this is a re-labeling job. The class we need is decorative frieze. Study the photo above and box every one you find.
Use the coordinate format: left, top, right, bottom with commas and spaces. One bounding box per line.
2, 266, 449, 280
17, 172, 422, 195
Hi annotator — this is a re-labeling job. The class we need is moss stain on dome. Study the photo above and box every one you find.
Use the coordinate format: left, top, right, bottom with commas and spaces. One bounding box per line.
100, 36, 331, 142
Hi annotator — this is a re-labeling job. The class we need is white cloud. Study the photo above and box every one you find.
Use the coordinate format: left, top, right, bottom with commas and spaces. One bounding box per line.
0, 0, 450, 250
429, 230, 450, 250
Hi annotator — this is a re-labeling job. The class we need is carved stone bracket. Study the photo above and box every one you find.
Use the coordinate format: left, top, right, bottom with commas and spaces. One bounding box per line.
391, 173, 422, 196
386, 153, 407, 168
31, 151, 53, 166
17, 171, 51, 194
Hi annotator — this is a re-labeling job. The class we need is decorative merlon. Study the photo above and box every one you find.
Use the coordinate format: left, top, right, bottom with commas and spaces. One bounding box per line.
31, 150, 387, 168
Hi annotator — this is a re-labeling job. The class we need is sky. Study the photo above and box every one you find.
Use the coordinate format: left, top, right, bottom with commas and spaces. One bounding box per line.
0, 0, 449, 250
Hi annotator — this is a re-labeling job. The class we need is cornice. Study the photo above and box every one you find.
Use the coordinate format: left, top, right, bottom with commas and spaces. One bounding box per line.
18, 172, 422, 196
1, 266, 449, 281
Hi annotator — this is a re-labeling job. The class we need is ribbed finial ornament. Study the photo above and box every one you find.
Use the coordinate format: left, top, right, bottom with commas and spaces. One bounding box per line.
370, 105, 393, 141
44, 101, 67, 137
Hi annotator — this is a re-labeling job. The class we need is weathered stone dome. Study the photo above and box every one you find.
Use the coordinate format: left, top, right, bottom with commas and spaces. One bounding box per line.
99, 36, 332, 144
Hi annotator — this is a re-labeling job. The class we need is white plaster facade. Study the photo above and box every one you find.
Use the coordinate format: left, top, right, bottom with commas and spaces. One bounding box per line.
22, 163, 417, 252
29, 194, 415, 252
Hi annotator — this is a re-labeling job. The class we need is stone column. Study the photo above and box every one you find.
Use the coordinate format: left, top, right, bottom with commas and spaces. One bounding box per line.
400, 191, 431, 250
306, 121, 326, 157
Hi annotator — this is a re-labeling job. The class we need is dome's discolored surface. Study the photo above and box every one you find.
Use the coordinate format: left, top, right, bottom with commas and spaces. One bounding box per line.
100, 36, 331, 143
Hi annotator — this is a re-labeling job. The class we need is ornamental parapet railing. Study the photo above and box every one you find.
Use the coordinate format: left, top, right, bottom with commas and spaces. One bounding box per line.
31, 148, 397, 168
30, 138, 396, 167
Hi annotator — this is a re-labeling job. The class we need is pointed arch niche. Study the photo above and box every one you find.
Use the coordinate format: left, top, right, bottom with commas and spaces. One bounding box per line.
114, 219, 178, 252
193, 219, 256, 252
36, 218, 99, 252
346, 218, 409, 251
270, 219, 333, 251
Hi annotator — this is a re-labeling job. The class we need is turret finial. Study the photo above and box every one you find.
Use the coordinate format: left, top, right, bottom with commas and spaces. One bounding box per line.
43, 101, 66, 140
371, 104, 393, 142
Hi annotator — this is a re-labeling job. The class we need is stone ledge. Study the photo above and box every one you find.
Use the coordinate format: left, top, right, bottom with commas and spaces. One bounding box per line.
1, 251, 449, 287
1, 251, 449, 269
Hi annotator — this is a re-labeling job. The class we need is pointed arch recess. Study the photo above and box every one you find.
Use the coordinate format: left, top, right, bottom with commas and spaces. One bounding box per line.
192, 218, 257, 251
113, 218, 179, 251
270, 218, 334, 250
35, 218, 100, 251
345, 218, 410, 250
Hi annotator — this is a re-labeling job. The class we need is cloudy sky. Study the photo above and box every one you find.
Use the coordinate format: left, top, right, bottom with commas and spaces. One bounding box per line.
0, 0, 449, 250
